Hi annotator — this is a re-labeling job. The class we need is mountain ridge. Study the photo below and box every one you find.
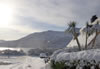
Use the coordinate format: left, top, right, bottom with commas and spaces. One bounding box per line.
0, 30, 74, 49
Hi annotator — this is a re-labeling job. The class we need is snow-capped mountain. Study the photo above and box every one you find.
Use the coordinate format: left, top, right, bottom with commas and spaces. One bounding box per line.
0, 30, 73, 49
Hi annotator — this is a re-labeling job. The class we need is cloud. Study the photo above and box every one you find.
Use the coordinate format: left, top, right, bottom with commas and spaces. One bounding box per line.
14, 0, 74, 27
0, 0, 100, 40
0, 28, 26, 40
13, 16, 66, 31
13, 0, 100, 27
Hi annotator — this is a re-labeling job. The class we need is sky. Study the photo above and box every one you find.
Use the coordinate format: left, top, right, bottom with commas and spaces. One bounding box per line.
0, 0, 100, 40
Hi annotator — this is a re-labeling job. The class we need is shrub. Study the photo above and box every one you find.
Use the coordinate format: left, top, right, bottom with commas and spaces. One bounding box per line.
50, 59, 100, 69
50, 60, 67, 69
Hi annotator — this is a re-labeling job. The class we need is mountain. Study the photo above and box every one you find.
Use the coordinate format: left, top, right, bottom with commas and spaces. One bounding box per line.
0, 30, 73, 49
0, 40, 6, 43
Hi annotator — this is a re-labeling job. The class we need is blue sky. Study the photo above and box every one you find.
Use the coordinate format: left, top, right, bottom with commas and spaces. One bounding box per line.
0, 0, 100, 40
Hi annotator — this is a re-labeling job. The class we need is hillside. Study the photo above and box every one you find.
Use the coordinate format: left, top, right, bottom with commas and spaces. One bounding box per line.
0, 30, 73, 49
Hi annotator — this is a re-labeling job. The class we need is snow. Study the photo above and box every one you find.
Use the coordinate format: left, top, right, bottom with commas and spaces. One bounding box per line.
51, 49, 100, 62
49, 18, 100, 69
0, 18, 100, 69
0, 56, 46, 69
67, 33, 96, 48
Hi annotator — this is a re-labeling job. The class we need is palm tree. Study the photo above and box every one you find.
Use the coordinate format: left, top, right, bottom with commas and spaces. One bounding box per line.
85, 22, 89, 49
91, 21, 99, 48
65, 21, 81, 51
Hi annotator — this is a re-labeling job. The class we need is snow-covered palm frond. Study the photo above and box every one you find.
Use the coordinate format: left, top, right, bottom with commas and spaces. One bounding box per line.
68, 21, 76, 28
92, 21, 100, 32
65, 27, 74, 34
65, 21, 77, 34
81, 27, 92, 33
80, 25, 94, 36
81, 21, 100, 36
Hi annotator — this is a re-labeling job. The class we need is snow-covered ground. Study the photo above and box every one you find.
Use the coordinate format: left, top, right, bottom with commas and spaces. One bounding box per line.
0, 56, 46, 69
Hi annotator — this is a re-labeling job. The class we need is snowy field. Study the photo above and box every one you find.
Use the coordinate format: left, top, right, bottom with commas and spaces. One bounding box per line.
0, 56, 46, 69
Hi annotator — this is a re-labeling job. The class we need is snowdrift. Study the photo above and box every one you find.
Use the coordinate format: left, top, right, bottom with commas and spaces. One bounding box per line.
51, 49, 100, 62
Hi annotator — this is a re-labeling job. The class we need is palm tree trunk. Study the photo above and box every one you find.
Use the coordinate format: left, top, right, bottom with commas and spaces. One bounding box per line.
91, 30, 98, 48
85, 29, 88, 49
75, 35, 81, 51
73, 28, 81, 51
88, 34, 96, 46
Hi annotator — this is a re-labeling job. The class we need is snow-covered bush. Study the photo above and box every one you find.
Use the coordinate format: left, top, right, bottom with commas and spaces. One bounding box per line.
50, 49, 100, 69
50, 59, 100, 69
50, 60, 66, 69
51, 49, 100, 62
